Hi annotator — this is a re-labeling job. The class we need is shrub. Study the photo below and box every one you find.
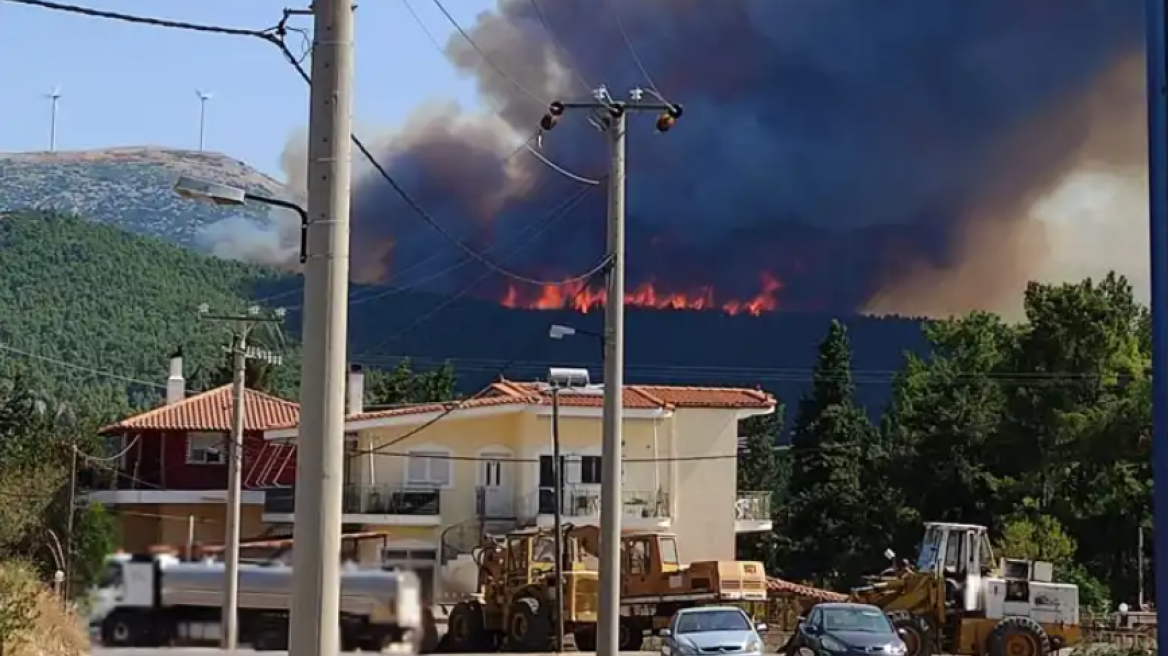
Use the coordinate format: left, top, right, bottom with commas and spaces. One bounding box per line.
0, 561, 87, 656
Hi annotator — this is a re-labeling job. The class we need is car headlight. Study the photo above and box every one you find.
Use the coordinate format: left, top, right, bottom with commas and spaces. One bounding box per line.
675, 643, 700, 656
746, 639, 762, 653
886, 642, 906, 655
822, 637, 849, 653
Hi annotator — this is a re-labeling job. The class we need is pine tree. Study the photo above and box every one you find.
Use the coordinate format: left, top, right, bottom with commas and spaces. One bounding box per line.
782, 320, 874, 586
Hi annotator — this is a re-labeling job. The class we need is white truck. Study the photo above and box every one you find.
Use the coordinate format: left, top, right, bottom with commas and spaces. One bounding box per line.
87, 552, 424, 651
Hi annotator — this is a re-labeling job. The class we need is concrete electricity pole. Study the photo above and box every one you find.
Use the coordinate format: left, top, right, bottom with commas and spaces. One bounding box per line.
196, 90, 213, 151
198, 303, 285, 650
288, 1, 355, 655
538, 87, 682, 656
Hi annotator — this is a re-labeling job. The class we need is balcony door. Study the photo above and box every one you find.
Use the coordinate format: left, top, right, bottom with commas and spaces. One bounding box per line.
479, 451, 513, 518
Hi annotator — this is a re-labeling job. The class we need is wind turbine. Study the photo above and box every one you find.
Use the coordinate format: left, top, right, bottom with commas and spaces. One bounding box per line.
196, 90, 213, 151
46, 86, 62, 152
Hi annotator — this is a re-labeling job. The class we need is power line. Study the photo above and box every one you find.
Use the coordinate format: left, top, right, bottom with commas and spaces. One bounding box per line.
2, 0, 283, 40
525, 0, 591, 93
354, 268, 611, 458
0, 342, 168, 389
353, 182, 603, 351
425, 0, 546, 104
601, 0, 672, 104
269, 37, 614, 288
11, 0, 612, 290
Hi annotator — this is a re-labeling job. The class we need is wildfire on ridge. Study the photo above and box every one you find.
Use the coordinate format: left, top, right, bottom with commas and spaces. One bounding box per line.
501, 272, 783, 316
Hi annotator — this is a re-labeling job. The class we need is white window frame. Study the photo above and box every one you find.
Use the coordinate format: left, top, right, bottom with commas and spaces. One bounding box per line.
476, 446, 513, 487
405, 447, 453, 488
186, 432, 226, 465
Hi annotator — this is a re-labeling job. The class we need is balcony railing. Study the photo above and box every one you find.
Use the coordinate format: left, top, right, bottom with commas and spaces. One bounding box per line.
264, 485, 441, 516
735, 491, 772, 521
535, 487, 670, 519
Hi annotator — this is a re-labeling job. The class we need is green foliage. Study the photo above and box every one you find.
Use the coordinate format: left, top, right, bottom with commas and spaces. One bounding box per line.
753, 273, 1152, 606
364, 358, 457, 407
0, 211, 289, 409
995, 514, 1076, 565
781, 321, 882, 586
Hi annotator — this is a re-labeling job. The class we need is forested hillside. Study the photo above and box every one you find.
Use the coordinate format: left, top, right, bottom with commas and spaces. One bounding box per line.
0, 211, 295, 413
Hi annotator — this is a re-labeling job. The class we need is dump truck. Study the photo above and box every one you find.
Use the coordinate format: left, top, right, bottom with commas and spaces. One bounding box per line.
830, 522, 1082, 656
86, 552, 425, 651
442, 525, 768, 652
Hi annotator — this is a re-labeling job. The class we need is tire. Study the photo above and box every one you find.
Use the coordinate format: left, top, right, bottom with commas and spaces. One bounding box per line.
574, 625, 597, 651
100, 612, 139, 648
507, 596, 553, 652
987, 617, 1050, 656
886, 610, 934, 656
446, 601, 489, 652
618, 617, 643, 652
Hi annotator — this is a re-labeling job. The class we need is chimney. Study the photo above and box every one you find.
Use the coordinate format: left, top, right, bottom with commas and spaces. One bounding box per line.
347, 364, 364, 415
166, 349, 185, 405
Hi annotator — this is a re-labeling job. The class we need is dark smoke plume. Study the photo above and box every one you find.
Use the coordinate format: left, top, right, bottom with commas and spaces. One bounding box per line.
323, 0, 1148, 317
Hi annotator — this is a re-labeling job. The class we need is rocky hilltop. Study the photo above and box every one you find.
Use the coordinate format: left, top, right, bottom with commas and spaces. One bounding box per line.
0, 147, 291, 249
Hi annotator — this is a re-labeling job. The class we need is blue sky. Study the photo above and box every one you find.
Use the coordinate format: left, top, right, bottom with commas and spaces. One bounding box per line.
0, 0, 493, 177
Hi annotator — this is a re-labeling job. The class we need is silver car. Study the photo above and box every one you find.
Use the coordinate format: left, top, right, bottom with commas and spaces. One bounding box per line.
661, 606, 768, 656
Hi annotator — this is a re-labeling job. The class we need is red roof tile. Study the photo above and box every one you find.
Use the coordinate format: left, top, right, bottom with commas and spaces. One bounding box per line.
327, 378, 775, 428
101, 385, 300, 433
767, 578, 848, 602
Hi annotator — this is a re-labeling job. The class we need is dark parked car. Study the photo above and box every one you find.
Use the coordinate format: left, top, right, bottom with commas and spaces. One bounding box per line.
787, 603, 907, 656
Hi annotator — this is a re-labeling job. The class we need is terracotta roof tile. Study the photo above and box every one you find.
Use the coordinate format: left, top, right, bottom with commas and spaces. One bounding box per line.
268, 378, 775, 432
101, 385, 300, 433
767, 578, 848, 601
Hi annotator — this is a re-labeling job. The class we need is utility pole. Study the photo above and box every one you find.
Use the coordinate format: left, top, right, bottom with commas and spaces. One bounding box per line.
551, 386, 565, 651
539, 87, 682, 656
198, 303, 285, 650
64, 442, 77, 600
288, 1, 355, 656
1146, 0, 1168, 648
196, 90, 213, 151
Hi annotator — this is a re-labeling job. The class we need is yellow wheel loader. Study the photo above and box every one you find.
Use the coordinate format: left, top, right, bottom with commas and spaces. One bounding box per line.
442, 525, 768, 653
850, 522, 1082, 656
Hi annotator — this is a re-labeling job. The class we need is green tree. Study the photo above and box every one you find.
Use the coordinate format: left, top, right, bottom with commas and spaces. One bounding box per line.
736, 406, 784, 567
364, 358, 457, 407
782, 320, 876, 586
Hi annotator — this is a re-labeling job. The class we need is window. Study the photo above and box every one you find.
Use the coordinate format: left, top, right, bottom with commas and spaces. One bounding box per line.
406, 450, 451, 487
659, 537, 679, 566
541, 455, 601, 486
186, 432, 225, 464
579, 456, 602, 484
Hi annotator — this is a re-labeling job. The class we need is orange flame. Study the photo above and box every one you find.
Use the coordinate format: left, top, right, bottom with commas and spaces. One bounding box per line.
501, 272, 783, 315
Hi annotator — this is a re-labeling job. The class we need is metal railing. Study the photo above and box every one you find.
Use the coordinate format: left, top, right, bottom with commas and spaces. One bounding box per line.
264, 485, 441, 516
735, 491, 772, 521
534, 487, 671, 519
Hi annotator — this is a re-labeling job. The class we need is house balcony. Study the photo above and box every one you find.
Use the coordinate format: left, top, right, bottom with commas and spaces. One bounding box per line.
532, 487, 672, 530
263, 485, 442, 526
734, 491, 773, 533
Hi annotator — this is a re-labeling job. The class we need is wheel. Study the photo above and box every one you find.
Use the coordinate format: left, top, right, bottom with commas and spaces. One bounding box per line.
885, 611, 934, 656
574, 625, 597, 651
100, 612, 138, 647
617, 617, 643, 651
446, 601, 489, 652
507, 596, 553, 652
987, 617, 1050, 656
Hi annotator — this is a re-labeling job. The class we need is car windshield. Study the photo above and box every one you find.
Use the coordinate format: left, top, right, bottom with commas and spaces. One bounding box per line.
95, 562, 123, 589
822, 608, 894, 634
676, 610, 751, 634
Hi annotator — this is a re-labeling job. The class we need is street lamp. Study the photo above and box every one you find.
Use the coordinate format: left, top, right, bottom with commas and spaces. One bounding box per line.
173, 176, 310, 264
549, 324, 605, 362
544, 366, 591, 651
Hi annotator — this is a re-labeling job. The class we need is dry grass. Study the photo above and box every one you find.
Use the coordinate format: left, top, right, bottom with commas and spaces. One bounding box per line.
0, 562, 88, 656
